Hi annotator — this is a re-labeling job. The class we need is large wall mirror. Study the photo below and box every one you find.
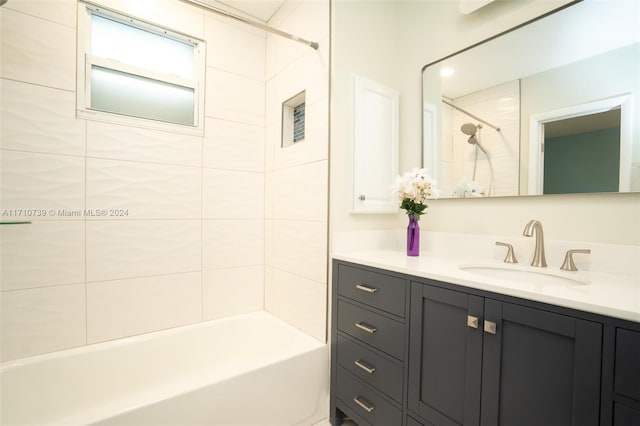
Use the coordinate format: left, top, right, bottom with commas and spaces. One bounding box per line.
422, 0, 639, 198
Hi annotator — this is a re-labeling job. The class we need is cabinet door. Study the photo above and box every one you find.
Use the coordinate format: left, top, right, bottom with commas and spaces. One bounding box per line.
408, 282, 484, 426
481, 299, 602, 426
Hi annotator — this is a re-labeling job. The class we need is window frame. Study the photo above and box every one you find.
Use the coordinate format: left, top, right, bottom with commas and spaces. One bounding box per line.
76, 2, 206, 135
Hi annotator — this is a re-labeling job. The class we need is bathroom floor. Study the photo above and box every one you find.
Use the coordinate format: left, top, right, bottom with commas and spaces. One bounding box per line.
313, 419, 357, 426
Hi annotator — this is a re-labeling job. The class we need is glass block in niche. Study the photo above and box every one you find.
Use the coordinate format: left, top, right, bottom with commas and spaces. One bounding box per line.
293, 103, 305, 142
282, 91, 306, 148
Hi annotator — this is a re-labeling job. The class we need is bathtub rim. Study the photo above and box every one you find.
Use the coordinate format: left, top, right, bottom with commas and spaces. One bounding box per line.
1, 310, 325, 371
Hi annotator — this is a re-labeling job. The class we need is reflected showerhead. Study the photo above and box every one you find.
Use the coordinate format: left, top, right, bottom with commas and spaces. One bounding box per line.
461, 122, 478, 137
461, 122, 485, 147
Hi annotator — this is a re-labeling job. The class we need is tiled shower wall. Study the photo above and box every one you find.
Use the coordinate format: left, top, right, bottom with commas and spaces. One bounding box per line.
264, 0, 330, 342
0, 0, 328, 362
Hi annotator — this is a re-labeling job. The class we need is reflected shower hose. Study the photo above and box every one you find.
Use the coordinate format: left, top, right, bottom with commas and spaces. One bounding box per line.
463, 123, 495, 196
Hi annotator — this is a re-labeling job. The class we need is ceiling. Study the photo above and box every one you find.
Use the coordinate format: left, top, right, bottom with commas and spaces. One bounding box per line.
207, 0, 285, 22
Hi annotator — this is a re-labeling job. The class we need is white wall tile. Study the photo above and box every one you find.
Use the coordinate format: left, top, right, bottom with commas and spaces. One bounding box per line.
205, 14, 266, 80
86, 272, 201, 344
264, 172, 274, 219
267, 268, 326, 342
0, 151, 85, 220
264, 265, 274, 311
203, 219, 264, 269
272, 161, 328, 221
203, 265, 264, 320
87, 121, 202, 167
0, 0, 330, 361
86, 220, 201, 282
0, 284, 86, 362
264, 218, 274, 266
1, 79, 85, 156
270, 44, 329, 108
0, 221, 85, 291
86, 159, 201, 220
203, 169, 264, 219
4, 0, 77, 28
0, 8, 75, 91
203, 118, 264, 172
88, 0, 205, 39
266, 0, 330, 81
205, 68, 265, 126
263, 0, 329, 337
264, 123, 278, 172
271, 219, 327, 283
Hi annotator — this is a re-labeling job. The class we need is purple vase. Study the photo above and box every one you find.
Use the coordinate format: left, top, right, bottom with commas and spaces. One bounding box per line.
407, 215, 420, 256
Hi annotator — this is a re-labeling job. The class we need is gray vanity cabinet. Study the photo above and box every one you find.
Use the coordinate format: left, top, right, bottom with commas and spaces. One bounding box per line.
330, 262, 409, 426
331, 259, 639, 426
611, 328, 640, 426
479, 298, 602, 426
408, 282, 602, 426
407, 284, 483, 426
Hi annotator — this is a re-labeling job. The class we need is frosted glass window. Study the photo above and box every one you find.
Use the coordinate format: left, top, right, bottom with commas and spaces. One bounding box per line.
91, 66, 194, 126
92, 15, 194, 78
77, 2, 205, 133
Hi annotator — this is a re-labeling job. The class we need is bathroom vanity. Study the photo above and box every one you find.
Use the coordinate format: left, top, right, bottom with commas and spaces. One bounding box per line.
329, 253, 640, 426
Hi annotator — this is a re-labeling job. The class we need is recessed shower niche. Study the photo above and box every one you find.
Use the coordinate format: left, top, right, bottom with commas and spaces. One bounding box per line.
282, 90, 306, 148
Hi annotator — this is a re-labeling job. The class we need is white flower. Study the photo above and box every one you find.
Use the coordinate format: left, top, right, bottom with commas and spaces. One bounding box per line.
453, 176, 484, 198
391, 168, 439, 216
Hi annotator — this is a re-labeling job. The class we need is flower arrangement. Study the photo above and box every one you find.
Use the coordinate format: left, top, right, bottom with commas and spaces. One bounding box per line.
453, 176, 485, 198
392, 168, 439, 219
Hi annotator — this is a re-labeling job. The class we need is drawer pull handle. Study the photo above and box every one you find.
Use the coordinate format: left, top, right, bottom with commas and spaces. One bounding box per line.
355, 284, 378, 294
354, 359, 376, 374
353, 396, 375, 413
355, 322, 377, 334
467, 315, 479, 329
484, 320, 497, 334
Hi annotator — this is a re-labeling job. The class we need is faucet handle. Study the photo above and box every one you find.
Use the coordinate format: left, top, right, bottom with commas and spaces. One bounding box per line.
560, 249, 591, 271
496, 242, 518, 264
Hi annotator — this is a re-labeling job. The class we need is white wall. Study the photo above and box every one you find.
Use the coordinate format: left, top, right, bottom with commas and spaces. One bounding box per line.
330, 0, 402, 236
264, 0, 330, 342
0, 0, 327, 362
331, 0, 640, 246
520, 43, 640, 193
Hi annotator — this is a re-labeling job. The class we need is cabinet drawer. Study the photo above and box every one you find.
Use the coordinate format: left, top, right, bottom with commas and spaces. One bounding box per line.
615, 328, 640, 402
336, 366, 402, 426
337, 334, 403, 402
338, 264, 407, 317
407, 416, 434, 426
337, 300, 404, 360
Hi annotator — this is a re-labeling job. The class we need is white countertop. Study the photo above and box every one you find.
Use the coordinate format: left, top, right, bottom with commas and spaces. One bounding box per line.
333, 249, 640, 323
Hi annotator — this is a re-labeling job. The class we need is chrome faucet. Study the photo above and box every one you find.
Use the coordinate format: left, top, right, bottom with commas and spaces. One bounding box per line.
523, 219, 547, 267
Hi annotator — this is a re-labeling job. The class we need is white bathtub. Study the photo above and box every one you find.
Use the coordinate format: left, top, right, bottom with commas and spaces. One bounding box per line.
0, 311, 328, 426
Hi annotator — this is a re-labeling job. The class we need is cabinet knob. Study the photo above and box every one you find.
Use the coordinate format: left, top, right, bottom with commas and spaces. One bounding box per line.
353, 396, 375, 413
358, 194, 366, 201
467, 315, 479, 329
354, 359, 376, 374
484, 320, 497, 334
355, 322, 377, 334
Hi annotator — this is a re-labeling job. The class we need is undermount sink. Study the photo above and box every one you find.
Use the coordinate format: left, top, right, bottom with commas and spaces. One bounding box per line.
458, 264, 590, 285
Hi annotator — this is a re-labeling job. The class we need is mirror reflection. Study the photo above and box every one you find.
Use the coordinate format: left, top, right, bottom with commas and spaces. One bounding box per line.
422, 1, 640, 198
